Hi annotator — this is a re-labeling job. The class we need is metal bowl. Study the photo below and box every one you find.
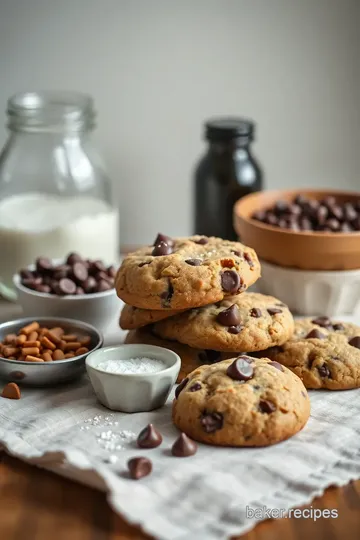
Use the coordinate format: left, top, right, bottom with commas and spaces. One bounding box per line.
0, 317, 103, 386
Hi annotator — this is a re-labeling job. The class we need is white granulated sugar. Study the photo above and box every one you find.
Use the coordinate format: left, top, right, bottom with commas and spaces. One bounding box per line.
97, 357, 168, 374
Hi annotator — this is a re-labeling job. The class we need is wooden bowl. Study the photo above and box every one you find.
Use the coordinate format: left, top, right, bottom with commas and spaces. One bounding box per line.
233, 189, 360, 270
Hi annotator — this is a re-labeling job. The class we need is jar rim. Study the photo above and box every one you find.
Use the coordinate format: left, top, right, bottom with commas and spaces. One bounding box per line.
7, 91, 95, 132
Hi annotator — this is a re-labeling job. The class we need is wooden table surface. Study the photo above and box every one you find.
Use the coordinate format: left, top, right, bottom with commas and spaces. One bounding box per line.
0, 451, 359, 540
0, 302, 359, 540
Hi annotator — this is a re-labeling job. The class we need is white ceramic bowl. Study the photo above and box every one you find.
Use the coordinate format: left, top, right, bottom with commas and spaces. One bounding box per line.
257, 259, 360, 316
86, 344, 180, 413
13, 271, 119, 334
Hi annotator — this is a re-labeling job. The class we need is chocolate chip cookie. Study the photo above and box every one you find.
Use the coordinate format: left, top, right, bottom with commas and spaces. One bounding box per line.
265, 317, 360, 389
124, 328, 235, 383
152, 293, 294, 352
120, 304, 184, 330
115, 234, 260, 310
173, 356, 310, 446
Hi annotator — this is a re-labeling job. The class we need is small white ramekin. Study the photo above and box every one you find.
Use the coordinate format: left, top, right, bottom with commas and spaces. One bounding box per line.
257, 259, 360, 316
86, 344, 180, 413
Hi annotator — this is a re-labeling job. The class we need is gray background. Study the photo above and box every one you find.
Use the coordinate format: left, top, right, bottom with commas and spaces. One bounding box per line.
0, 0, 359, 244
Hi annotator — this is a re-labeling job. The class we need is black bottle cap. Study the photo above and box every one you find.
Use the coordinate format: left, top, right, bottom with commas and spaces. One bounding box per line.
205, 117, 255, 143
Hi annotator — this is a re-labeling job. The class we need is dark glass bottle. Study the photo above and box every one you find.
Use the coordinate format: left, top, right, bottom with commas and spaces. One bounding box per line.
194, 117, 263, 240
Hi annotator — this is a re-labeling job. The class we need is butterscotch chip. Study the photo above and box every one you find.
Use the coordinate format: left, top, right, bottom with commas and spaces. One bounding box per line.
20, 321, 40, 335
64, 342, 81, 352
23, 340, 40, 348
75, 347, 89, 356
3, 346, 19, 358
64, 352, 75, 359
41, 336, 56, 350
16, 335, 27, 345
50, 327, 64, 337
4, 334, 17, 345
29, 331, 39, 341
59, 340, 67, 351
42, 352, 53, 362
25, 355, 44, 362
62, 334, 77, 342
47, 331, 62, 345
79, 336, 91, 346
1, 382, 21, 399
22, 347, 40, 356
53, 349, 65, 360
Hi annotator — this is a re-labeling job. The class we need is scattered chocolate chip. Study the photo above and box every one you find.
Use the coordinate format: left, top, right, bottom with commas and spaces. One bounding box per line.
160, 279, 174, 307
127, 457, 152, 480
66, 252, 83, 265
269, 361, 284, 371
153, 233, 174, 246
259, 399, 276, 413
317, 364, 331, 378
198, 350, 221, 364
216, 304, 240, 327
35, 257, 52, 274
226, 357, 254, 381
311, 316, 332, 328
306, 329, 326, 339
228, 325, 243, 334
267, 307, 282, 315
189, 382, 201, 392
332, 323, 345, 331
348, 336, 360, 349
185, 258, 202, 266
201, 412, 224, 433
194, 237, 208, 244
58, 278, 76, 295
152, 241, 173, 256
221, 270, 241, 293
137, 424, 163, 448
138, 261, 151, 268
175, 377, 188, 398
250, 307, 262, 318
244, 252, 254, 267
171, 433, 198, 457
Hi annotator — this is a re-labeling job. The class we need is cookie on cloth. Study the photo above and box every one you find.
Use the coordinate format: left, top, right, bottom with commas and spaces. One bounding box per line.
115, 234, 260, 310
265, 316, 360, 389
172, 356, 310, 447
153, 292, 294, 352
124, 327, 235, 383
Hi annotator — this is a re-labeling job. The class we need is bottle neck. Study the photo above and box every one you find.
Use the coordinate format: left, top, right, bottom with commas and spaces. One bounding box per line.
208, 139, 252, 156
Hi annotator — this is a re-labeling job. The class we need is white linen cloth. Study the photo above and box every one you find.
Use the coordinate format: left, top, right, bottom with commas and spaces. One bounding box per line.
0, 304, 359, 540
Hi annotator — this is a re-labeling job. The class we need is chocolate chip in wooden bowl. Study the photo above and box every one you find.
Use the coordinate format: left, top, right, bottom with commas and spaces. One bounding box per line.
216, 304, 240, 327
317, 364, 331, 378
200, 411, 223, 433
226, 356, 254, 381
267, 307, 282, 315
175, 377, 189, 398
185, 259, 202, 266
259, 399, 276, 413
250, 307, 261, 318
152, 241, 173, 256
348, 336, 360, 349
306, 329, 326, 339
171, 433, 198, 457
221, 270, 241, 294
127, 457, 152, 480
137, 424, 163, 448
153, 233, 174, 247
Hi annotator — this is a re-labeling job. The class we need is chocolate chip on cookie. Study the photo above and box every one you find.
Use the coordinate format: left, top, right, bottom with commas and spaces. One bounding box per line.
311, 316, 332, 328
250, 307, 262, 318
348, 336, 360, 349
221, 270, 241, 293
175, 377, 189, 399
268, 360, 284, 371
152, 241, 173, 256
267, 307, 282, 315
227, 357, 254, 381
189, 382, 201, 392
318, 364, 331, 378
194, 237, 208, 244
153, 233, 174, 247
201, 412, 224, 433
160, 279, 174, 307
185, 259, 202, 266
306, 329, 326, 339
259, 399, 276, 413
216, 304, 240, 327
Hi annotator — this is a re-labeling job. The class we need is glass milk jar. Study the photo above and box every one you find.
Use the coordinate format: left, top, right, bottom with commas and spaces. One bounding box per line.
0, 91, 119, 288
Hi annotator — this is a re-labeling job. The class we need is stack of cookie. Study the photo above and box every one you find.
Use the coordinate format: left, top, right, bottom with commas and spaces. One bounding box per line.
116, 234, 295, 382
